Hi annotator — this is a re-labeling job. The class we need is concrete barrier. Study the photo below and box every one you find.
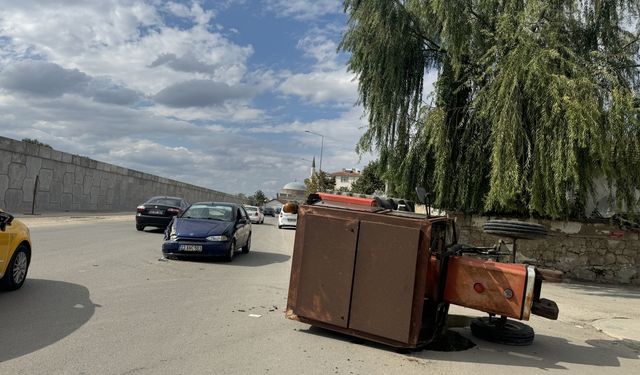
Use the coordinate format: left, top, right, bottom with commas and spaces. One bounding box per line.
0, 136, 242, 213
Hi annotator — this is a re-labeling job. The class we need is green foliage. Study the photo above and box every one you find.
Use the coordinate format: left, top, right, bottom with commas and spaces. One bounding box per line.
341, 0, 640, 218
253, 190, 267, 206
22, 138, 51, 148
351, 160, 386, 195
304, 171, 336, 194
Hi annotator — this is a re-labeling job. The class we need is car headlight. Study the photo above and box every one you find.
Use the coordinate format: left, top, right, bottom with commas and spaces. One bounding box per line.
169, 233, 178, 240
206, 235, 228, 241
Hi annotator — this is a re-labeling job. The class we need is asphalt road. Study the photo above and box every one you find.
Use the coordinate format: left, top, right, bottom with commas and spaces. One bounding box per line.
0, 216, 638, 374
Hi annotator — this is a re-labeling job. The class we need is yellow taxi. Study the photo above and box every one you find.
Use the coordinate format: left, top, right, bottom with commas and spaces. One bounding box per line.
0, 210, 32, 291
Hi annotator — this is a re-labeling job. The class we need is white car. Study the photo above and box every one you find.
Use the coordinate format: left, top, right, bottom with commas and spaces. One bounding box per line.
278, 202, 298, 229
244, 205, 264, 224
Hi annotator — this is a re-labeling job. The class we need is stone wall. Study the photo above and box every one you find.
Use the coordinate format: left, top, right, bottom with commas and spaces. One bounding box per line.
454, 215, 640, 285
0, 136, 242, 213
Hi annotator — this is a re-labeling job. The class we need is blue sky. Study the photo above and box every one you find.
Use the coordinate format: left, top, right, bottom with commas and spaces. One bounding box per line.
0, 0, 377, 197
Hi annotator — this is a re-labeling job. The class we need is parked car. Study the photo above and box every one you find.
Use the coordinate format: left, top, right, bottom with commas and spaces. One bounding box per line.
244, 205, 264, 224
162, 202, 251, 261
136, 196, 189, 231
263, 207, 275, 217
0, 210, 32, 291
278, 202, 298, 229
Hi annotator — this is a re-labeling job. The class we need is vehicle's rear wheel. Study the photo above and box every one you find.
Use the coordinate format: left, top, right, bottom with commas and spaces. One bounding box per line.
136, 224, 145, 231
225, 240, 236, 262
242, 234, 251, 254
470, 316, 535, 346
278, 224, 282, 229
0, 245, 30, 291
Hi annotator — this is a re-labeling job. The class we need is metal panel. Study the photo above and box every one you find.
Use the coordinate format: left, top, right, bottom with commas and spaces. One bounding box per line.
443, 256, 529, 319
294, 214, 359, 328
349, 221, 422, 343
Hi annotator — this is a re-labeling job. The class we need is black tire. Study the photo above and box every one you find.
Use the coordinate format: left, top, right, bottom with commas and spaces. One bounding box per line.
225, 240, 236, 262
483, 220, 548, 240
136, 224, 145, 231
0, 245, 30, 291
470, 317, 535, 346
278, 224, 282, 229
242, 234, 251, 254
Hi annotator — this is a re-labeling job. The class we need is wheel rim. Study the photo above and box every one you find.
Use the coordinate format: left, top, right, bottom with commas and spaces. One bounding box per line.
12, 252, 28, 284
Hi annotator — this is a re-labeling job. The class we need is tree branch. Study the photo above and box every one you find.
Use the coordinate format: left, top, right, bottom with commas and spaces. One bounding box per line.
391, 0, 445, 53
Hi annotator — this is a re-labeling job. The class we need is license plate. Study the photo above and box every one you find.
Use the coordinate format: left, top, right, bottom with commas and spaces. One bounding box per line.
148, 209, 164, 215
179, 244, 202, 252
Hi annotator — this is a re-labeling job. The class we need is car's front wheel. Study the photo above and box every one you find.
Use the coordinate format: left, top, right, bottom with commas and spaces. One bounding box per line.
0, 245, 30, 291
136, 224, 145, 231
242, 234, 251, 254
225, 240, 236, 262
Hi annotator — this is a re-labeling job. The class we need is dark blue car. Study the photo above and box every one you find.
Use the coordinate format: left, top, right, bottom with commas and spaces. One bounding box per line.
162, 202, 252, 261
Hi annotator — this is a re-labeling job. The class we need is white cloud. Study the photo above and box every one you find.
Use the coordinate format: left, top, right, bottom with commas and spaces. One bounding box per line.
266, 0, 342, 20
0, 1, 253, 95
0, 1, 372, 197
277, 25, 359, 105
296, 31, 342, 70
279, 70, 357, 104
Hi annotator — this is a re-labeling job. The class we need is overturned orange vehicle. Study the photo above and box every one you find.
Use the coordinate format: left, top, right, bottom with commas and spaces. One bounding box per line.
286, 193, 559, 348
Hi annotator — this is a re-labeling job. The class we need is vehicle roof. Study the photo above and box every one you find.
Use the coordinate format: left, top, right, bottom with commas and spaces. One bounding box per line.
190, 202, 240, 207
147, 196, 184, 200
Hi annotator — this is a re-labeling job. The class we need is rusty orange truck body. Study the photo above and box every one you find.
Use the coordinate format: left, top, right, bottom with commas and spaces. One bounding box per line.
286, 193, 558, 348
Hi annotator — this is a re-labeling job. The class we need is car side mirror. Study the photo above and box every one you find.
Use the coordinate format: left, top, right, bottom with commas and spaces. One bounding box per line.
415, 186, 432, 218
238, 218, 247, 225
415, 187, 428, 204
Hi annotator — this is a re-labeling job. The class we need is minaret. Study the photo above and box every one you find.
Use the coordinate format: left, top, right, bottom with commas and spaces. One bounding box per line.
310, 156, 316, 178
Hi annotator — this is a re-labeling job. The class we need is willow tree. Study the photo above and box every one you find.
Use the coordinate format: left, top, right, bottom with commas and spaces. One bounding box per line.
341, 0, 640, 218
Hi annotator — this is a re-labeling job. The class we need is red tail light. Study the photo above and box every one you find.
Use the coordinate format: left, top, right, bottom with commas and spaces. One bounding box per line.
167, 208, 180, 215
137, 205, 145, 213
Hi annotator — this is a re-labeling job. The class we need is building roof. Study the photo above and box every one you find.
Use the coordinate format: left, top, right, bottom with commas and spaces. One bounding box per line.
330, 168, 361, 177
282, 181, 306, 191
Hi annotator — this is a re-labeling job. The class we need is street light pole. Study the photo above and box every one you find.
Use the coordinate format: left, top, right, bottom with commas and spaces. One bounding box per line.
305, 130, 325, 191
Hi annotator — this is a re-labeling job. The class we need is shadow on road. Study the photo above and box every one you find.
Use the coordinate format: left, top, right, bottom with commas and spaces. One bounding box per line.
171, 250, 290, 267
298, 325, 639, 368
229, 250, 290, 267
0, 279, 97, 362
255, 222, 276, 227
417, 329, 639, 369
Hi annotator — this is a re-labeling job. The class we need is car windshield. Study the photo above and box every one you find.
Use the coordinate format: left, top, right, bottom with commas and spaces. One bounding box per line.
182, 204, 233, 221
147, 198, 182, 206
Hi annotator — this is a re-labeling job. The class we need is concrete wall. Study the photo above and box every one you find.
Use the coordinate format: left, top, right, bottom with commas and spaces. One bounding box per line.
455, 215, 640, 286
0, 136, 242, 213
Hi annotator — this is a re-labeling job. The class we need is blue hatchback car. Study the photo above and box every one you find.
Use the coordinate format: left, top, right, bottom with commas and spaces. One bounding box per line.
162, 202, 252, 261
